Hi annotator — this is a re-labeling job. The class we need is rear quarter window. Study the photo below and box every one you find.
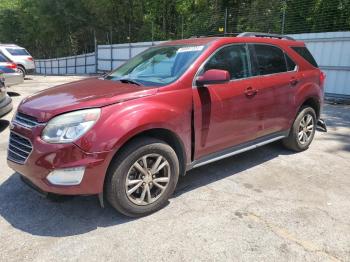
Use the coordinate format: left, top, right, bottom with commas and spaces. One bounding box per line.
291, 46, 318, 68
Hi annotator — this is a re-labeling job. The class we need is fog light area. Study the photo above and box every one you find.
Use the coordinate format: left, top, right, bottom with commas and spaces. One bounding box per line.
47, 167, 85, 186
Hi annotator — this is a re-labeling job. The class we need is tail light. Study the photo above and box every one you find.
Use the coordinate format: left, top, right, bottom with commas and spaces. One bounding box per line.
6, 63, 17, 69
320, 71, 326, 87
27, 57, 34, 61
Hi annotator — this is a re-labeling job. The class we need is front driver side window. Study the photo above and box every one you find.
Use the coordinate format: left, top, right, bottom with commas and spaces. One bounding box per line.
203, 44, 250, 80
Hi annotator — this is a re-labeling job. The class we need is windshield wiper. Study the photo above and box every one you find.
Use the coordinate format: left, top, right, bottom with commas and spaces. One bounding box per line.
119, 78, 142, 86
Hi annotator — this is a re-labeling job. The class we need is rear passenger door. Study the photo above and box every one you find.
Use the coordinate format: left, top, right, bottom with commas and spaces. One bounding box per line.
249, 44, 298, 137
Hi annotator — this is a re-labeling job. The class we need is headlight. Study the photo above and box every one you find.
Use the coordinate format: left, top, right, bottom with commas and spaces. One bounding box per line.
42, 108, 101, 143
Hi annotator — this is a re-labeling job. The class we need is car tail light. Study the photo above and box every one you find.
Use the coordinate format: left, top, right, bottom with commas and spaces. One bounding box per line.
27, 57, 34, 61
6, 63, 17, 69
320, 71, 326, 87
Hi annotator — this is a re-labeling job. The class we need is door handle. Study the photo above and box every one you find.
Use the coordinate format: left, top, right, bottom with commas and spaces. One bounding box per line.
244, 87, 258, 97
290, 78, 299, 86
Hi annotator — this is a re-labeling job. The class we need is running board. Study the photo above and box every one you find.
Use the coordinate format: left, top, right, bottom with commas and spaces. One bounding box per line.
188, 132, 288, 170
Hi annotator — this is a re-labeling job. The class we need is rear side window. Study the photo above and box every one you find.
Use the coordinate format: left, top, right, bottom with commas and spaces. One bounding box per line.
0, 53, 10, 62
203, 44, 250, 80
285, 54, 297, 71
6, 48, 30, 56
291, 46, 318, 68
253, 44, 287, 75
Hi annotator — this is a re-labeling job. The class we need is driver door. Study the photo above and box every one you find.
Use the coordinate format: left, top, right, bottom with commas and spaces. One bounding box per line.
192, 44, 260, 160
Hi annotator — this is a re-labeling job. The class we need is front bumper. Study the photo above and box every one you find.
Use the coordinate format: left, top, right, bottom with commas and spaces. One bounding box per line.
7, 124, 112, 195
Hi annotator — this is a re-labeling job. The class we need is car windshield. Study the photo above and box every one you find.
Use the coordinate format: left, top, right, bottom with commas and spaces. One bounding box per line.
106, 45, 206, 86
6, 48, 30, 56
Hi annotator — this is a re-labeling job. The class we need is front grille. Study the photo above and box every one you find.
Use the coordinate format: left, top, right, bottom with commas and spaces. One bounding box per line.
7, 132, 33, 164
14, 112, 39, 128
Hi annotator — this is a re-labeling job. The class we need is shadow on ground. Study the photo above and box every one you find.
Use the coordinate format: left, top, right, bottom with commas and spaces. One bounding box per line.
0, 142, 292, 237
319, 104, 350, 152
7, 91, 21, 97
0, 120, 9, 133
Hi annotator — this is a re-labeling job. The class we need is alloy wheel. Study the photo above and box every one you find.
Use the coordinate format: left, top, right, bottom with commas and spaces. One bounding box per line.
125, 153, 170, 206
298, 114, 314, 144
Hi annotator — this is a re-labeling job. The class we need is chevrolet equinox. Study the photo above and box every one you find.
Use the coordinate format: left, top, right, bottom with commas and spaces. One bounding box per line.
8, 32, 325, 217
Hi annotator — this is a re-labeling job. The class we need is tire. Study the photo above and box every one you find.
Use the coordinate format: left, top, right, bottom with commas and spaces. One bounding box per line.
282, 106, 317, 152
18, 66, 26, 78
105, 137, 179, 217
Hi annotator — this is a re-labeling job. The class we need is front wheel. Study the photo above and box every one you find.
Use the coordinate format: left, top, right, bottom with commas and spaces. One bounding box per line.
105, 137, 179, 217
283, 106, 317, 152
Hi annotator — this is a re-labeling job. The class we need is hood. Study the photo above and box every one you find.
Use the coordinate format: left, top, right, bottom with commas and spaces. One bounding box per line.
19, 77, 157, 122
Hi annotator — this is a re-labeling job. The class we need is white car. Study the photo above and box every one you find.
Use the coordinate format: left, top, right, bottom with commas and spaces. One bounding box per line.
0, 66, 24, 87
0, 71, 12, 118
0, 44, 35, 77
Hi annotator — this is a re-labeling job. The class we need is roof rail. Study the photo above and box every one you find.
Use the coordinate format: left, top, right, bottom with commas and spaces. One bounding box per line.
237, 32, 295, 41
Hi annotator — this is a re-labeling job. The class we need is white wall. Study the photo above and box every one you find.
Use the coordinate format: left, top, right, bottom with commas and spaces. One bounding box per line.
35, 33, 350, 97
35, 52, 96, 75
290, 32, 350, 96
97, 41, 165, 72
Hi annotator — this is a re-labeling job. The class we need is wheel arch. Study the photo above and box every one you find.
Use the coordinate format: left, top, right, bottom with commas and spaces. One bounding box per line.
17, 64, 26, 70
299, 96, 321, 119
105, 127, 187, 184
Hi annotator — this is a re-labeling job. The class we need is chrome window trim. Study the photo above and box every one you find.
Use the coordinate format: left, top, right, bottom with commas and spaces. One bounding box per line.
192, 42, 299, 88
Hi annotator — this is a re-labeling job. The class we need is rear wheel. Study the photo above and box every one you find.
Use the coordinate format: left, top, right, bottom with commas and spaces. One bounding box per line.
283, 106, 316, 152
18, 66, 26, 78
106, 137, 179, 217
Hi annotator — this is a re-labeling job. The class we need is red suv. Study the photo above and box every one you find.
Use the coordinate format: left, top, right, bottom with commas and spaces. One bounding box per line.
8, 33, 325, 217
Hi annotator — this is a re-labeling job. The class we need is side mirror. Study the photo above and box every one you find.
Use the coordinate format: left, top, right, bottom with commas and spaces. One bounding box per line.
196, 69, 230, 86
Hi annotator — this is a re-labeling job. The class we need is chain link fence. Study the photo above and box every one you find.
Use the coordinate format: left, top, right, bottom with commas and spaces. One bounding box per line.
26, 0, 350, 59
103, 0, 350, 43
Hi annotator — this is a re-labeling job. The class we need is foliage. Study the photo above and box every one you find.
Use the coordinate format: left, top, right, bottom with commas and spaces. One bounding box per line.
0, 0, 349, 58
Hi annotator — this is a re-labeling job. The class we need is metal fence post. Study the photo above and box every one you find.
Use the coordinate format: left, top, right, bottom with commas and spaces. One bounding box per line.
281, 0, 287, 34
74, 55, 77, 74
84, 53, 87, 74
224, 8, 228, 34
94, 30, 98, 73
110, 45, 113, 71
181, 16, 184, 39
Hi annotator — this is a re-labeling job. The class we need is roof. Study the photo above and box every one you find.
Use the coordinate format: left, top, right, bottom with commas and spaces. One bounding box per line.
0, 44, 23, 48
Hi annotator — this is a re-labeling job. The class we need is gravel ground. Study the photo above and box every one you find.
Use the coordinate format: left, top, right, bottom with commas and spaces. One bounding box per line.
0, 75, 349, 262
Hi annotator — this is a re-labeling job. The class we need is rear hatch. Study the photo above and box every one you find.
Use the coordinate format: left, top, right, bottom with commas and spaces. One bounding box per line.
4, 47, 35, 69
